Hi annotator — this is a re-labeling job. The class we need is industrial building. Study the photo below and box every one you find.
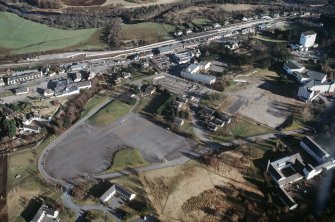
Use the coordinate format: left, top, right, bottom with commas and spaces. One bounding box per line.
300, 31, 317, 50
172, 51, 194, 64
181, 62, 216, 85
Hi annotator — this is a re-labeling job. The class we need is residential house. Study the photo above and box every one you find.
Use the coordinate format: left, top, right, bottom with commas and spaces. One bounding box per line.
69, 72, 82, 82
44, 88, 54, 97
174, 117, 184, 126
15, 87, 29, 95
69, 63, 87, 71
30, 203, 60, 222
144, 85, 156, 96
138, 51, 154, 59
283, 60, 305, 74
77, 80, 92, 90
297, 80, 335, 101
21, 124, 41, 134
181, 62, 216, 85
99, 184, 136, 203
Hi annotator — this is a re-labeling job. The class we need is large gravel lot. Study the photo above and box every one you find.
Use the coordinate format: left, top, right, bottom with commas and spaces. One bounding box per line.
45, 114, 194, 179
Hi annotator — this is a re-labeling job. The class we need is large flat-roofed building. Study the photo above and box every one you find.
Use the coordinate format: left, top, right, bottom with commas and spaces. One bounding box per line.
283, 60, 305, 74
181, 62, 216, 85
172, 51, 194, 64
300, 31, 317, 49
6, 70, 43, 85
300, 136, 330, 163
15, 87, 29, 95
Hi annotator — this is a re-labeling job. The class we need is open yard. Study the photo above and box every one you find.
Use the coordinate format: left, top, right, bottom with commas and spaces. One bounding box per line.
121, 22, 175, 42
88, 100, 130, 126
0, 12, 104, 55
220, 69, 304, 128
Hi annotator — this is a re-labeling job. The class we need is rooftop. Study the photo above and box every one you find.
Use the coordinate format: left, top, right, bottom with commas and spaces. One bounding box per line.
284, 60, 305, 70
302, 30, 316, 36
301, 136, 330, 160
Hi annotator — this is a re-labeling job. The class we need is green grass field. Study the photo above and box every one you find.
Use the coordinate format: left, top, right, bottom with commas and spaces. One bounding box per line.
121, 22, 175, 41
210, 118, 274, 142
107, 148, 148, 173
80, 95, 109, 119
0, 12, 104, 55
88, 100, 130, 126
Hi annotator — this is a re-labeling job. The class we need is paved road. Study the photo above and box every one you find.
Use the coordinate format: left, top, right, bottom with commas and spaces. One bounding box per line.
62, 192, 121, 222
38, 98, 114, 186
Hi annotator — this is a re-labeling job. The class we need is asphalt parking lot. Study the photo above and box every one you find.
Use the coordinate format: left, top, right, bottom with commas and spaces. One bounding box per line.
45, 114, 194, 179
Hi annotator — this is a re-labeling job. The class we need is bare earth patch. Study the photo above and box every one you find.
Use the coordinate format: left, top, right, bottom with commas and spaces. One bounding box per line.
142, 161, 262, 221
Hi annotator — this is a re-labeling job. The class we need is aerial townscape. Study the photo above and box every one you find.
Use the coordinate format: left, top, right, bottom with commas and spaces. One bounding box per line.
0, 0, 335, 221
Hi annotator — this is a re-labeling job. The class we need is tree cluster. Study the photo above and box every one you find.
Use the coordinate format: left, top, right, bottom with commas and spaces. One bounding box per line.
102, 18, 122, 48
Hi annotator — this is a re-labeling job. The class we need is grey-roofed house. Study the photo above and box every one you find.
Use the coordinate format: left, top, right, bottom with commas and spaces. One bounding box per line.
77, 80, 92, 90
283, 60, 305, 74
99, 184, 136, 203
21, 124, 41, 134
15, 87, 29, 95
300, 136, 330, 163
30, 203, 60, 222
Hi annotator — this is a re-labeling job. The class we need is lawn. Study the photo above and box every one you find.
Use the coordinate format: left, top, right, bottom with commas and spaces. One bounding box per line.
106, 148, 148, 173
199, 92, 226, 108
121, 22, 175, 42
252, 34, 289, 43
88, 100, 130, 126
80, 95, 109, 118
192, 18, 212, 26
210, 117, 274, 142
0, 12, 104, 55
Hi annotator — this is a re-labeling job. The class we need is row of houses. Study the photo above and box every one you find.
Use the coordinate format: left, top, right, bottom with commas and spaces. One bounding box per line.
283, 59, 335, 101
268, 136, 335, 210
198, 106, 231, 131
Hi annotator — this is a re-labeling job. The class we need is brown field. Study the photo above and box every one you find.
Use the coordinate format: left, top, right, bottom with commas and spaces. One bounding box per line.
103, 0, 182, 8
142, 160, 262, 221
61, 0, 106, 6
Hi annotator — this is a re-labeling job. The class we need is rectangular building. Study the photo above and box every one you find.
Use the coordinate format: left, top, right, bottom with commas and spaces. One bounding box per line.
300, 136, 330, 163
6, 70, 43, 85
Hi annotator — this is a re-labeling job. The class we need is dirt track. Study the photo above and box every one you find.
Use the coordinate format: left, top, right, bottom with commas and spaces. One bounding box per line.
61, 0, 106, 6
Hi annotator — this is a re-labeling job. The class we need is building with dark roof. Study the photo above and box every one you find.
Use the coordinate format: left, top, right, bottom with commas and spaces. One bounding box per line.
277, 187, 298, 210
283, 60, 305, 74
300, 136, 330, 163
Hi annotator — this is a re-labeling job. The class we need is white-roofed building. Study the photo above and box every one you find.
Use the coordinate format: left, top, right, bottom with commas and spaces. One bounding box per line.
181, 62, 216, 85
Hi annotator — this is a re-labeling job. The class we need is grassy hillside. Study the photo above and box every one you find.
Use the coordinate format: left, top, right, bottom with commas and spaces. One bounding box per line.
0, 12, 105, 55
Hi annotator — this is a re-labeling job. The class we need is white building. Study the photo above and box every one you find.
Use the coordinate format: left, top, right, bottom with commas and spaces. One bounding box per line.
300, 136, 330, 163
99, 184, 136, 203
6, 70, 43, 85
181, 62, 216, 85
30, 203, 60, 222
172, 51, 194, 64
15, 87, 29, 95
0, 77, 5, 86
300, 31, 317, 50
